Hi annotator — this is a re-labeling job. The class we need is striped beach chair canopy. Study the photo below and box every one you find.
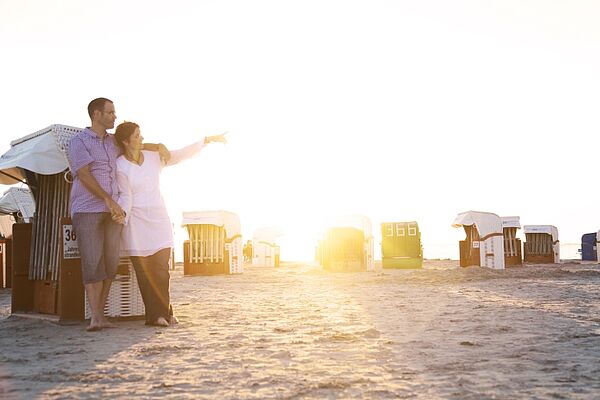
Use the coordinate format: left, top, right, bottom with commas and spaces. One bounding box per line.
452, 210, 503, 237
181, 210, 241, 238
252, 226, 284, 244
0, 124, 83, 184
523, 225, 559, 243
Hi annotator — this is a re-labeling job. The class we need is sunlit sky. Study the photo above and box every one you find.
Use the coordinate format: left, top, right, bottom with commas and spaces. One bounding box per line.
1, 0, 599, 260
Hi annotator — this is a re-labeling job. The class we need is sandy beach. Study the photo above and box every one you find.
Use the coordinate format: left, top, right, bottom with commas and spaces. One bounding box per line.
1, 260, 599, 399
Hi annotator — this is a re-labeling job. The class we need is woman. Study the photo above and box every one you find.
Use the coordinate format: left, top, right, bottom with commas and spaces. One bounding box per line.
114, 121, 226, 326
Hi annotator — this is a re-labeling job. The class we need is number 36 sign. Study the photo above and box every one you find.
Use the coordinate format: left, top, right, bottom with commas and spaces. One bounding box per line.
63, 224, 80, 259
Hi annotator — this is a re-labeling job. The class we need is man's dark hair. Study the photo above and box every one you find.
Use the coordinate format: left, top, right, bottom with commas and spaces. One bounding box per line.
87, 97, 113, 119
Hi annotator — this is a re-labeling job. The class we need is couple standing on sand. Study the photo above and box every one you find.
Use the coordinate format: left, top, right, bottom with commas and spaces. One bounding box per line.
67, 97, 227, 331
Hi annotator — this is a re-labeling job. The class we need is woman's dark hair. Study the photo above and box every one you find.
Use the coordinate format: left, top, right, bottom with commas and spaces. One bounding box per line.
114, 121, 140, 152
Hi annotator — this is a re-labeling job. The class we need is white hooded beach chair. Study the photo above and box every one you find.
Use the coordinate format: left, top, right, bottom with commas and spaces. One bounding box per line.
452, 211, 505, 269
252, 227, 283, 267
0, 125, 81, 317
523, 225, 560, 264
182, 210, 243, 275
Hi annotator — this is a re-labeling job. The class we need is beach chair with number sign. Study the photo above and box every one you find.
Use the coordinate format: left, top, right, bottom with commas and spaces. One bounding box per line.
381, 221, 423, 268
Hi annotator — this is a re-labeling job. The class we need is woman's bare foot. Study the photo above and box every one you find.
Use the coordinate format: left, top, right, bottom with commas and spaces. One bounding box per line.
168, 315, 179, 325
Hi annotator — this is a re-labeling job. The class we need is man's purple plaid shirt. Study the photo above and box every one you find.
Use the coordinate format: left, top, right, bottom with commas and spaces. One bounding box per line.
68, 127, 120, 215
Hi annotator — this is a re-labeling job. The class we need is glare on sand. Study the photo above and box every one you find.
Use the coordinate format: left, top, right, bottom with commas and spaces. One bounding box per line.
1, 260, 600, 399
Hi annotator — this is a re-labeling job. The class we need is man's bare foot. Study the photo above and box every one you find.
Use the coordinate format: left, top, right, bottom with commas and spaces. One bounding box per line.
168, 315, 179, 325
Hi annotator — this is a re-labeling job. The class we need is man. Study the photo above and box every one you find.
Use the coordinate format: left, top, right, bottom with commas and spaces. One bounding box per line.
68, 98, 167, 331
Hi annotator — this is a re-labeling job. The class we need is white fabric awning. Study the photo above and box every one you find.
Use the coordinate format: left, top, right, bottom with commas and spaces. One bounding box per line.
524, 225, 559, 242
0, 124, 82, 184
452, 211, 503, 237
252, 226, 284, 244
501, 216, 521, 229
181, 210, 241, 237
0, 187, 35, 221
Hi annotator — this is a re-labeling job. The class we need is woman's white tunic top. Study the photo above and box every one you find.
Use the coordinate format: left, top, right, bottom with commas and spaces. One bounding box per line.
116, 141, 205, 257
